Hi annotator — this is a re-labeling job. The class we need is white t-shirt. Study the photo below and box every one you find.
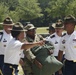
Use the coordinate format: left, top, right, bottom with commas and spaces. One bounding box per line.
59, 31, 76, 60
46, 33, 61, 56
0, 30, 13, 55
4, 38, 24, 65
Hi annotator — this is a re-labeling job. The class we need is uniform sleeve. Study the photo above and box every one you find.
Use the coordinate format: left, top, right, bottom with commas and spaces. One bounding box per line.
24, 49, 36, 61
45, 36, 49, 41
38, 34, 44, 40
45, 36, 51, 41
13, 40, 24, 51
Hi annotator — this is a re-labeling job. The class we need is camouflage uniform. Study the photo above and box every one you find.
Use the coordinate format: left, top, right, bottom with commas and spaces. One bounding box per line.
22, 24, 43, 75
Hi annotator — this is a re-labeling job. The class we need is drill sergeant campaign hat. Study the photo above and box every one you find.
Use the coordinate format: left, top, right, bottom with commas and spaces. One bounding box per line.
46, 23, 55, 31
24, 24, 36, 31
56, 19, 63, 24
0, 17, 14, 25
52, 23, 64, 29
9, 22, 27, 31
54, 19, 64, 28
64, 15, 76, 25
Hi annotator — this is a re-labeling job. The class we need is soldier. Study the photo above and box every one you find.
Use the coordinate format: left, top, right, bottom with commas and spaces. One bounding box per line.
46, 23, 55, 35
0, 17, 14, 74
23, 24, 63, 75
2, 22, 44, 75
21, 23, 44, 75
46, 21, 65, 75
46, 21, 64, 58
58, 15, 76, 75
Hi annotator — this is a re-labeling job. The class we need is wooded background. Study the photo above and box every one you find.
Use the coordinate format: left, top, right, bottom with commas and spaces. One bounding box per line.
0, 0, 76, 28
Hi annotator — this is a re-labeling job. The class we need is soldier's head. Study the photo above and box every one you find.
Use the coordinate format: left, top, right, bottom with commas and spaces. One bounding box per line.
47, 23, 55, 35
53, 21, 64, 36
24, 24, 36, 38
1, 17, 14, 34
11, 22, 26, 41
64, 15, 76, 34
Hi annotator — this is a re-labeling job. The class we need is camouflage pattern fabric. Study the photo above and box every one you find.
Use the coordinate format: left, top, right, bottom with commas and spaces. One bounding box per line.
22, 34, 43, 75
22, 58, 33, 75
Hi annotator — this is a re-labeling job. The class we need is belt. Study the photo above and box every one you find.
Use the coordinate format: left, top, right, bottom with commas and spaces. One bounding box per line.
0, 55, 4, 57
0, 55, 4, 56
66, 59, 76, 63
73, 60, 76, 62
4, 63, 18, 75
4, 63, 18, 68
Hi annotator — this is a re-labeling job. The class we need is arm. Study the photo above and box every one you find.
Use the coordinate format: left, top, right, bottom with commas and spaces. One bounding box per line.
19, 58, 24, 66
21, 40, 45, 50
24, 49, 36, 61
58, 50, 63, 61
57, 50, 63, 75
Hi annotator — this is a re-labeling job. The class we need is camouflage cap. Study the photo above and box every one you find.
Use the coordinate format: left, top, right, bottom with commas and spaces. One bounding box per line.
24, 24, 36, 31
64, 15, 76, 24
0, 17, 14, 25
10, 22, 27, 31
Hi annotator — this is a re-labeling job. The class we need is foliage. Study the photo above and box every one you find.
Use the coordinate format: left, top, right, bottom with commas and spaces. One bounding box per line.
65, 0, 76, 16
0, 0, 76, 28
0, 2, 9, 22
16, 0, 43, 20
45, 0, 76, 19
0, 0, 19, 11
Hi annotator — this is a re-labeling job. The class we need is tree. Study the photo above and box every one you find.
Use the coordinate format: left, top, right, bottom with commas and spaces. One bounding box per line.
0, 2, 9, 29
0, 0, 19, 22
1, 0, 76, 27
0, 0, 19, 11
65, 0, 76, 17
45, 0, 76, 19
0, 2, 9, 22
0, 0, 43, 23
15, 0, 43, 21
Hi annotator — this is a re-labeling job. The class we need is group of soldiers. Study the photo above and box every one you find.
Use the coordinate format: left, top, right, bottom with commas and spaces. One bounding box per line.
0, 17, 44, 75
46, 15, 76, 75
0, 14, 76, 75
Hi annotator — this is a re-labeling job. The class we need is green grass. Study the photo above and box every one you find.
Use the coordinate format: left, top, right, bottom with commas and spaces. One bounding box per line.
36, 27, 48, 34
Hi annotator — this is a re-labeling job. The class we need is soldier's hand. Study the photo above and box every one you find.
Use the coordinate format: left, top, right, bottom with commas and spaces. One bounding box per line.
19, 59, 24, 66
34, 59, 42, 69
38, 40, 45, 46
58, 69, 63, 75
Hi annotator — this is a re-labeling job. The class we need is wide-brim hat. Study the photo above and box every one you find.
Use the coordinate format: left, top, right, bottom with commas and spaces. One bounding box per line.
24, 24, 36, 31
47, 23, 55, 30
64, 15, 76, 24
0, 17, 14, 25
9, 22, 27, 31
53, 23, 64, 28
56, 19, 63, 23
